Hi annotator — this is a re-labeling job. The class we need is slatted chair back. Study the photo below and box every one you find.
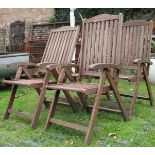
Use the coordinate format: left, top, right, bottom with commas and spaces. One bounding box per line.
40, 26, 80, 71
120, 20, 153, 69
79, 13, 123, 77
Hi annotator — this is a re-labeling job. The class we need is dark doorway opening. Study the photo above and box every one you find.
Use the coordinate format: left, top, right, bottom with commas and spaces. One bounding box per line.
10, 21, 25, 52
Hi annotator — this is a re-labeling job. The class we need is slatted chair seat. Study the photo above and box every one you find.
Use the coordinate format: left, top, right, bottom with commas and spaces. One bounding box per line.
46, 83, 98, 94
4, 79, 44, 88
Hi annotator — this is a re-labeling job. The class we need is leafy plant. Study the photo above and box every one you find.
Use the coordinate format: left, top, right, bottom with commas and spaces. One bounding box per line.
51, 8, 155, 22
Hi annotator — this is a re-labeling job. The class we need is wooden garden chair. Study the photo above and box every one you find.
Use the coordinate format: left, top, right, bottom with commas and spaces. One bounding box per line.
119, 20, 154, 117
43, 14, 129, 144
3, 26, 80, 128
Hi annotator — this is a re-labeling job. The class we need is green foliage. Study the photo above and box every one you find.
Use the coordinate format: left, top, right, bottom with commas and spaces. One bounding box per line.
52, 8, 154, 22
51, 8, 70, 23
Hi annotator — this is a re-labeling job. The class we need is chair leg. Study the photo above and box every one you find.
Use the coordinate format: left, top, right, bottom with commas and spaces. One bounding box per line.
36, 88, 49, 109
128, 72, 141, 117
31, 87, 47, 128
45, 90, 60, 131
63, 90, 77, 112
3, 85, 18, 119
106, 72, 128, 121
77, 92, 90, 113
84, 73, 106, 144
84, 88, 103, 144
81, 94, 88, 111
143, 67, 154, 106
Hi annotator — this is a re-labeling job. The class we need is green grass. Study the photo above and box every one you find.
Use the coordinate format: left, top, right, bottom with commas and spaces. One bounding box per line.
0, 79, 155, 147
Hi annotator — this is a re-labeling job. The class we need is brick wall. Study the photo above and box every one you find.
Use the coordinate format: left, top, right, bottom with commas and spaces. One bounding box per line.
0, 8, 55, 27
0, 8, 55, 52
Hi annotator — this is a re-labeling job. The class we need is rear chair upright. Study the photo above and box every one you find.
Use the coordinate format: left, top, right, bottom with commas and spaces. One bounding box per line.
44, 13, 129, 144
119, 20, 153, 117
3, 26, 80, 128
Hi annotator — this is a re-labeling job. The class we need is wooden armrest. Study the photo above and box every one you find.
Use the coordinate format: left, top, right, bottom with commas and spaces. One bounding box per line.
7, 62, 36, 69
37, 62, 55, 68
133, 59, 152, 65
46, 63, 79, 71
89, 63, 121, 70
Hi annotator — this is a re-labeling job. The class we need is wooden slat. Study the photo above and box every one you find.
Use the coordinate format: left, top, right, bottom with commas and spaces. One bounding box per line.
62, 31, 73, 63
84, 23, 92, 71
124, 26, 130, 66
94, 22, 100, 64
41, 31, 53, 62
88, 105, 122, 113
103, 21, 109, 64
132, 26, 137, 62
57, 31, 69, 63
120, 93, 150, 100
146, 23, 152, 59
81, 71, 101, 77
128, 26, 133, 66
63, 31, 75, 63
120, 24, 126, 65
50, 118, 88, 132
108, 20, 113, 63
149, 21, 153, 54
116, 14, 123, 65
139, 26, 145, 59
51, 32, 62, 62
82, 23, 89, 71
98, 21, 104, 63
3, 79, 44, 88
113, 20, 119, 65
57, 32, 67, 63
67, 30, 80, 64
42, 32, 55, 62
46, 83, 98, 94
61, 31, 71, 63
135, 26, 140, 60
143, 26, 148, 59
56, 100, 124, 113
47, 32, 58, 62
53, 32, 64, 63
60, 31, 72, 63
90, 22, 96, 67
48, 33, 57, 61
46, 32, 58, 63
59, 31, 71, 63
8, 109, 33, 120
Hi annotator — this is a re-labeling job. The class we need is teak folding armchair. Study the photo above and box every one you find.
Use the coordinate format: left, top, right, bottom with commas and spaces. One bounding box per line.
119, 20, 154, 117
43, 14, 129, 144
3, 26, 80, 128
